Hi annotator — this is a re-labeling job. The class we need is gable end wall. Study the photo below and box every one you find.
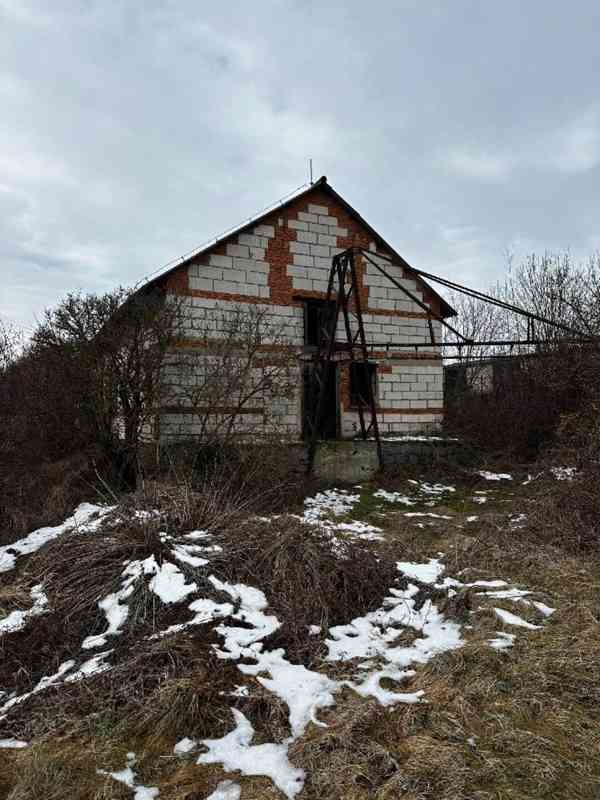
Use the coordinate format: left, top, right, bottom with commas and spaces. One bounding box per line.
161, 188, 444, 441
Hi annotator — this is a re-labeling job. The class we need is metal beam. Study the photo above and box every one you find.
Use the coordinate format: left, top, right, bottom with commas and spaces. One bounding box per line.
359, 249, 472, 343
358, 246, 592, 340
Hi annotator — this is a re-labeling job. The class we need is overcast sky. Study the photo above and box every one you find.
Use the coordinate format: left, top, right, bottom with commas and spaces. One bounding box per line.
2, 0, 599, 330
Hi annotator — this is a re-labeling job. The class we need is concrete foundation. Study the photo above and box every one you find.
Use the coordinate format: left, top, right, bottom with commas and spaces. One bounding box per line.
312, 441, 380, 482
311, 437, 468, 482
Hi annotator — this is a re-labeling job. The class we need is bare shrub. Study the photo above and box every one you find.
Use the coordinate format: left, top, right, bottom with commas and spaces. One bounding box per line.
163, 302, 299, 447
30, 286, 185, 488
445, 250, 600, 458
551, 396, 600, 467
0, 286, 185, 537
211, 515, 397, 663
445, 345, 599, 457
0, 317, 21, 372
526, 468, 600, 553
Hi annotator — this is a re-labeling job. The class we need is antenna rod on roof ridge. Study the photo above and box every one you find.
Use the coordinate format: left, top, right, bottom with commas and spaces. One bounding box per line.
309, 158, 313, 184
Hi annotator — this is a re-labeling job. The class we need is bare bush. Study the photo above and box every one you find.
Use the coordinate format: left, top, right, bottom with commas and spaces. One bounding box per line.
211, 515, 397, 663
0, 286, 184, 535
525, 467, 600, 553
164, 303, 299, 448
445, 250, 600, 457
31, 286, 186, 487
0, 317, 21, 372
0, 287, 307, 535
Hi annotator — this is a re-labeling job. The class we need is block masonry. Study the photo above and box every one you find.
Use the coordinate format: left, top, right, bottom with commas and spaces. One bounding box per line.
159, 184, 446, 441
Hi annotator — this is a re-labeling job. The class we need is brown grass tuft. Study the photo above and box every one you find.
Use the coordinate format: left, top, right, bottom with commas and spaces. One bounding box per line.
210, 515, 398, 663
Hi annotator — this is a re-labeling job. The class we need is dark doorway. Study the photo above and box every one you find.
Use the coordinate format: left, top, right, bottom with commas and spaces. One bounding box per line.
303, 364, 338, 440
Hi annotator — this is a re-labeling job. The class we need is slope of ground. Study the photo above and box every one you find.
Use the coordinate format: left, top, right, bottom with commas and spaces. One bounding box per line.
0, 463, 599, 799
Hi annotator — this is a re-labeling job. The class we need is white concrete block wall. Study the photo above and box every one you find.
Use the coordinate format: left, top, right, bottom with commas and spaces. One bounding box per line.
341, 409, 443, 437
334, 314, 442, 347
286, 205, 348, 293
363, 252, 425, 314
340, 360, 443, 437
177, 297, 305, 345
188, 223, 276, 299
377, 363, 444, 409
160, 362, 302, 442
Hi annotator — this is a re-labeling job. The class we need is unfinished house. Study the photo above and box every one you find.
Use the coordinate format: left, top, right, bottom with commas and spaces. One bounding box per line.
148, 177, 455, 443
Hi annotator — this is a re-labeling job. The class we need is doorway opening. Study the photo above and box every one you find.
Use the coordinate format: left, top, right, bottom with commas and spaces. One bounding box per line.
302, 364, 338, 440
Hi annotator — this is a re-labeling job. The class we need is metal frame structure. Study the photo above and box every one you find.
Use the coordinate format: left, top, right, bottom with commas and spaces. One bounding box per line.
305, 246, 594, 472
305, 249, 383, 471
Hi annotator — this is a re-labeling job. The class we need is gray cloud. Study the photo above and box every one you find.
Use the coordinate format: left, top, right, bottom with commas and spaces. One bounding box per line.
1, 0, 599, 328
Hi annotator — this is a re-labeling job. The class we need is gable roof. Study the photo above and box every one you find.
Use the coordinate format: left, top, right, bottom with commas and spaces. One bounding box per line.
143, 176, 456, 318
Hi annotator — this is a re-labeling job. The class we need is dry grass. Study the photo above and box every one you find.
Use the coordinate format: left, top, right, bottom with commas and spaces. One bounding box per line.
0, 449, 107, 546
2, 463, 600, 799
210, 515, 397, 663
526, 466, 600, 552
0, 583, 31, 612
130, 638, 242, 743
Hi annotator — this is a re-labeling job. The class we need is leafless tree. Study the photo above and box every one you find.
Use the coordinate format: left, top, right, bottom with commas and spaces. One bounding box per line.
0, 287, 185, 493
0, 318, 21, 372
444, 290, 505, 390
166, 303, 298, 449
446, 250, 599, 359
444, 250, 600, 455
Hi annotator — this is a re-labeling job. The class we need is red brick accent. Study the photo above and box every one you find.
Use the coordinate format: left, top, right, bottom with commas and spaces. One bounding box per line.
266, 216, 296, 304
165, 267, 188, 294
163, 185, 443, 319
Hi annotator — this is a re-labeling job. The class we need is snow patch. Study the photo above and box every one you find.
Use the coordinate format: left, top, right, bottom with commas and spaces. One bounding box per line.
174, 737, 198, 755
303, 489, 360, 522
408, 480, 456, 495
198, 709, 304, 800
480, 588, 532, 600
0, 738, 28, 748
98, 752, 159, 800
65, 650, 113, 683
478, 471, 512, 481
147, 559, 197, 604
0, 503, 112, 573
397, 558, 445, 584
494, 607, 541, 630
334, 520, 384, 541
488, 631, 516, 650
0, 584, 48, 636
404, 512, 452, 520
241, 649, 338, 739
550, 466, 577, 481
373, 489, 415, 505
326, 577, 464, 705
83, 556, 198, 649
206, 781, 241, 800
532, 601, 556, 617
